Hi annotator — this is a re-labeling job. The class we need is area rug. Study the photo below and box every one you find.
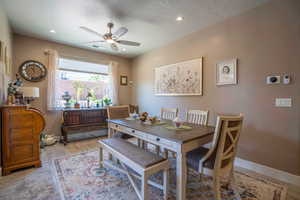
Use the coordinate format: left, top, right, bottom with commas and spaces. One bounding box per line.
0, 162, 61, 200
53, 150, 287, 200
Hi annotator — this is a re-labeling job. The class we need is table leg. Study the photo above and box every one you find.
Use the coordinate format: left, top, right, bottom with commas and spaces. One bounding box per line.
137, 139, 141, 148
108, 128, 113, 160
176, 152, 187, 200
99, 145, 103, 168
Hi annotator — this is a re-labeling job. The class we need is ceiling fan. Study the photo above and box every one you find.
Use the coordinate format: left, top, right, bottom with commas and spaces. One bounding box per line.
80, 22, 141, 51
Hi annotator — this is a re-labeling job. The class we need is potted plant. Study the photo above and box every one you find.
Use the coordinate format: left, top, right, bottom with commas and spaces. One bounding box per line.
72, 81, 85, 108
102, 97, 112, 107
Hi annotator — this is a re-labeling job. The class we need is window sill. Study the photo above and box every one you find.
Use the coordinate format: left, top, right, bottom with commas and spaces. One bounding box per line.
54, 107, 107, 111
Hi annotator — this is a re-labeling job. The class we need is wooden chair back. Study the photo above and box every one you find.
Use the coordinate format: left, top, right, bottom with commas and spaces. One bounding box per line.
201, 114, 243, 176
212, 115, 243, 172
129, 104, 139, 114
186, 110, 209, 125
160, 108, 178, 120
107, 105, 130, 119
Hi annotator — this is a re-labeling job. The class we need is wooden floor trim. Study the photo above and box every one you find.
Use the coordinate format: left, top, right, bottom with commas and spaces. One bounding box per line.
235, 158, 300, 187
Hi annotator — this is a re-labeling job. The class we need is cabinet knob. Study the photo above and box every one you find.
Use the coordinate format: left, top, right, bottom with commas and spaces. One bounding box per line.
115, 125, 118, 128
132, 130, 135, 133
156, 138, 160, 142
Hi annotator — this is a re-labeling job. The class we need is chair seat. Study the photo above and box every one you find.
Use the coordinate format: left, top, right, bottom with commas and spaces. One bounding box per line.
187, 147, 215, 171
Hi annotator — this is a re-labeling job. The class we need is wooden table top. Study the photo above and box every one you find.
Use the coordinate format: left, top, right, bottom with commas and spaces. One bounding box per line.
108, 119, 215, 144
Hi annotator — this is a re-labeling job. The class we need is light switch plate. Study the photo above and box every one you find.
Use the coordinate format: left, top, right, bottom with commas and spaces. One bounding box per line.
275, 98, 292, 107
267, 76, 281, 84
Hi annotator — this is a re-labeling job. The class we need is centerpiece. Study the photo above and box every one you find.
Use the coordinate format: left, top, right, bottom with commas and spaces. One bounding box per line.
139, 112, 148, 122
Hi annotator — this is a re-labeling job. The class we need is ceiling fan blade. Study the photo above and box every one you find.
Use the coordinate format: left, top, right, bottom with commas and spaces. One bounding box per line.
113, 27, 128, 38
117, 40, 141, 46
80, 26, 103, 38
82, 40, 105, 44
111, 43, 119, 51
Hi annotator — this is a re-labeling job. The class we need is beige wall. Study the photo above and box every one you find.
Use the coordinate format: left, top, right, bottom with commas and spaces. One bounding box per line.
0, 1, 13, 173
0, 2, 13, 104
132, 0, 300, 175
13, 34, 132, 136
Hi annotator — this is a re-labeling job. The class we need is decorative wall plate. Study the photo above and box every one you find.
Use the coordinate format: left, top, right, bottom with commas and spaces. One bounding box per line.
19, 60, 47, 82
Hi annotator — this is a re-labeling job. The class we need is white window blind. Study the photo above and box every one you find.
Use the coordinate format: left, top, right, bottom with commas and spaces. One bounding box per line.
58, 58, 108, 74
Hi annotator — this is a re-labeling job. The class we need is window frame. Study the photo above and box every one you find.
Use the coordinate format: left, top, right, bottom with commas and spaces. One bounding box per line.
55, 58, 110, 108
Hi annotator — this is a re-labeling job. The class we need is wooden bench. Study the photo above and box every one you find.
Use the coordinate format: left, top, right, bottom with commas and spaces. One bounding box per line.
98, 138, 170, 200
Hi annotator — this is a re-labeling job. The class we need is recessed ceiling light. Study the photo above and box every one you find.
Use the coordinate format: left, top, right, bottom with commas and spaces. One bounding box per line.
176, 16, 184, 21
122, 48, 126, 51
50, 29, 56, 33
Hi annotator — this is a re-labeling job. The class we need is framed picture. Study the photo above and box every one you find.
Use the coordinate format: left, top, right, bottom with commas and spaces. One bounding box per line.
120, 75, 128, 86
155, 58, 203, 96
216, 59, 237, 85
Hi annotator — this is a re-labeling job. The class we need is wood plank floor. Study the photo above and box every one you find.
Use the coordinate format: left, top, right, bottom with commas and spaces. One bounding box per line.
0, 137, 299, 200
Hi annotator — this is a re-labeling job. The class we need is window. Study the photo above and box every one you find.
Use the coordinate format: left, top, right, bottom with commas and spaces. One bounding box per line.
55, 58, 109, 108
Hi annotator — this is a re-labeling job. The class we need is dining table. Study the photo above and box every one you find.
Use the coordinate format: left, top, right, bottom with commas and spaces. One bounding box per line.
107, 118, 215, 200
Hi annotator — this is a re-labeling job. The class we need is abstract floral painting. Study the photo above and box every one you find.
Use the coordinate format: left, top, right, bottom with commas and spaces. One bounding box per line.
155, 58, 202, 96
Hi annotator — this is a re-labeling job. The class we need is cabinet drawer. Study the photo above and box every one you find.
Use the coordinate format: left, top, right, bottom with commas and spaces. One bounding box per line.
109, 123, 177, 150
123, 127, 147, 140
146, 134, 177, 149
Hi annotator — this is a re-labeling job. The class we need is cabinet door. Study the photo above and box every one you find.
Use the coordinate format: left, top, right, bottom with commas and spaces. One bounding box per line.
63, 111, 81, 125
83, 110, 107, 124
3, 110, 40, 166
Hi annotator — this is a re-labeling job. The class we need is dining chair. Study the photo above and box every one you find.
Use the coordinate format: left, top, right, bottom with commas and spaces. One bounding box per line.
107, 105, 130, 119
166, 109, 209, 158
141, 107, 178, 154
160, 107, 178, 120
186, 114, 243, 200
149, 107, 179, 157
186, 109, 209, 125
107, 105, 130, 138
129, 104, 139, 114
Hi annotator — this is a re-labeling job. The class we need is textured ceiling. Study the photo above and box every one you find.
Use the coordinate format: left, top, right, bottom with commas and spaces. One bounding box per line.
1, 0, 271, 58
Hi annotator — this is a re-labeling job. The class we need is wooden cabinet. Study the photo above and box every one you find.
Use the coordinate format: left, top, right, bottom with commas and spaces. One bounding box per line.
1, 105, 45, 175
61, 108, 108, 144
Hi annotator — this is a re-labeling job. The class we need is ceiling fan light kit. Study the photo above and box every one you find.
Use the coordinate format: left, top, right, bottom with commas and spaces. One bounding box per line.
80, 22, 141, 52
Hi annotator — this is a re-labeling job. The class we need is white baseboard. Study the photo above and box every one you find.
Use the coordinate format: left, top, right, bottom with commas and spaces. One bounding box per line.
235, 157, 300, 187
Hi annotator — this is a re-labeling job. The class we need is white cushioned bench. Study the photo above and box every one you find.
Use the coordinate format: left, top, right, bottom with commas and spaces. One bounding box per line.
98, 138, 170, 200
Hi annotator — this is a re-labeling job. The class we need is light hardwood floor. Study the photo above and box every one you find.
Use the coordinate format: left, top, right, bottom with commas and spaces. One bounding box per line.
0, 137, 299, 200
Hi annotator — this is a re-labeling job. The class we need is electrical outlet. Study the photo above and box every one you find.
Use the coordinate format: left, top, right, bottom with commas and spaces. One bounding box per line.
275, 98, 292, 107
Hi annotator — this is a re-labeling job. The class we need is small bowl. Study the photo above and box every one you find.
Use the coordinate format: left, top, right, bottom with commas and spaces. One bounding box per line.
130, 113, 139, 119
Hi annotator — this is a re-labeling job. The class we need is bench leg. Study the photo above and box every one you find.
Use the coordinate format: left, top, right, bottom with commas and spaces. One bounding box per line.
141, 174, 149, 200
99, 146, 103, 168
163, 168, 169, 200
155, 145, 160, 155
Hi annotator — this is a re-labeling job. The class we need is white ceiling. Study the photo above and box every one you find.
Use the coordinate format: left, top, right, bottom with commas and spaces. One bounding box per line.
1, 0, 271, 58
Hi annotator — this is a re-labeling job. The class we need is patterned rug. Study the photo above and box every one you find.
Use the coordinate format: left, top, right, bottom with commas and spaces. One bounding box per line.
0, 162, 61, 200
53, 150, 287, 200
